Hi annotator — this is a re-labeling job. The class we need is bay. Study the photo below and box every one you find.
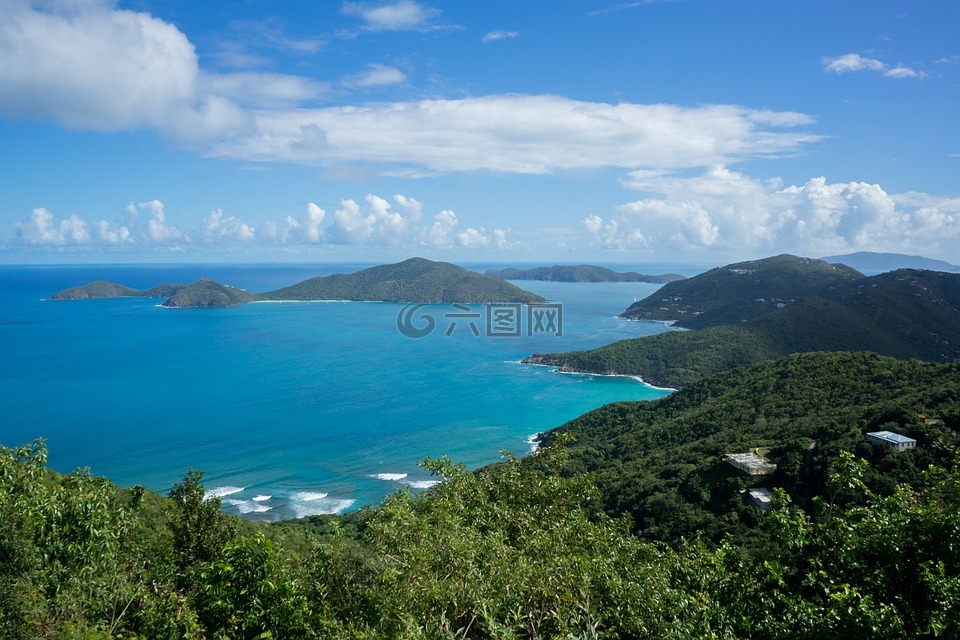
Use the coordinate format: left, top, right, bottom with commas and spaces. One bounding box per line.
0, 263, 704, 520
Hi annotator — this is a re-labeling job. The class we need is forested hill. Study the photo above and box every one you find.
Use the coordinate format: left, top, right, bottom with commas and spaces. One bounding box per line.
537, 351, 960, 545
484, 264, 686, 283
620, 254, 862, 328
51, 258, 546, 307
161, 279, 258, 308
259, 257, 546, 303
525, 266, 960, 388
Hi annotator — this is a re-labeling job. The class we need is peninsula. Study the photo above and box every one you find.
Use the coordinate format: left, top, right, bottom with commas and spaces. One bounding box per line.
524, 254, 960, 388
51, 258, 547, 308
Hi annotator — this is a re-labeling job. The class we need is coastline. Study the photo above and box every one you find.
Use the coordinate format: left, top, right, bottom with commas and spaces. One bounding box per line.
518, 359, 678, 392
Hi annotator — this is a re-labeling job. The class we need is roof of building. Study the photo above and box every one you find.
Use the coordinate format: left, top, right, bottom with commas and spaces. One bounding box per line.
748, 488, 776, 503
724, 452, 777, 473
867, 430, 916, 444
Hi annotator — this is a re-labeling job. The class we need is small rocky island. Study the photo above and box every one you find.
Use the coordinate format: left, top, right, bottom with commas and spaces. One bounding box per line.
51, 258, 547, 308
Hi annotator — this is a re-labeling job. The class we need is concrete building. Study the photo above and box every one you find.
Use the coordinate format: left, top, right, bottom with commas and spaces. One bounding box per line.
866, 430, 916, 452
747, 488, 777, 511
724, 452, 777, 476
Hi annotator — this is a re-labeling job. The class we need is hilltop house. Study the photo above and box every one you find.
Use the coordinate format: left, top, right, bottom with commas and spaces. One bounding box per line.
724, 451, 777, 476
866, 430, 917, 452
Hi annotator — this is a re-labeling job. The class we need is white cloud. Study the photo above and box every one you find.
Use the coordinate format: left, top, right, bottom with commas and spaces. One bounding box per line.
482, 30, 519, 43
140, 200, 187, 243
0, 3, 822, 177
822, 53, 886, 74
822, 53, 925, 79
884, 66, 921, 79
203, 209, 256, 243
455, 227, 490, 248
583, 214, 647, 250
341, 63, 407, 88
216, 96, 819, 173
203, 72, 328, 108
340, 1, 441, 32
0, 0, 199, 131
12, 208, 91, 245
585, 166, 960, 255
280, 202, 328, 243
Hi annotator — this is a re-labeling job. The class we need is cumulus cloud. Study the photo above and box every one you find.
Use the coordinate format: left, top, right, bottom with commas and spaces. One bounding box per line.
139, 200, 188, 243
340, 1, 442, 32
0, 0, 201, 131
822, 53, 925, 79
12, 208, 91, 245
272, 202, 328, 243
8, 193, 516, 255
217, 96, 820, 174
203, 209, 256, 243
584, 166, 960, 255
0, 0, 319, 141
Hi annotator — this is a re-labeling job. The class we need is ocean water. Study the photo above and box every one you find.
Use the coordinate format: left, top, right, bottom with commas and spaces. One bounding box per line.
0, 263, 703, 521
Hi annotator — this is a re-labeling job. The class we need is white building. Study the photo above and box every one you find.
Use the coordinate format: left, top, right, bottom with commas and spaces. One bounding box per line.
724, 452, 777, 476
747, 488, 777, 511
866, 430, 916, 452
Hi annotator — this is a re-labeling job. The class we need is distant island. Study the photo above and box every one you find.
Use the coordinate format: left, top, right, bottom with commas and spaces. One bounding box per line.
485, 264, 686, 283
52, 258, 547, 308
524, 254, 960, 388
822, 251, 960, 273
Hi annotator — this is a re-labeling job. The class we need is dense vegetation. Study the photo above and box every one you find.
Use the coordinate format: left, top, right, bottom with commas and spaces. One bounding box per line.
161, 279, 258, 308
484, 265, 686, 283
52, 258, 546, 307
258, 257, 545, 304
536, 352, 960, 545
51, 280, 151, 300
526, 266, 960, 388
620, 255, 862, 327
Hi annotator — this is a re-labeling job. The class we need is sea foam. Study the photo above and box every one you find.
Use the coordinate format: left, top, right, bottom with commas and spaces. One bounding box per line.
290, 496, 355, 519
204, 486, 244, 500
224, 498, 273, 514
401, 479, 442, 489
372, 473, 408, 481
293, 491, 328, 501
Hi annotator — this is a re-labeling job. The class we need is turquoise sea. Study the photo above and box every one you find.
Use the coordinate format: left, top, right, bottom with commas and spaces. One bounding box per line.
0, 263, 705, 521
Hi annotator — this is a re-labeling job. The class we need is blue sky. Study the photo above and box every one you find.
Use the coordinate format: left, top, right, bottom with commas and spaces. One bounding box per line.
1, 0, 958, 264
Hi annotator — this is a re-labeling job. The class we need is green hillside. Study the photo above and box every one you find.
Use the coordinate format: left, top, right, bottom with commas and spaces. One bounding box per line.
259, 257, 547, 303
161, 279, 258, 308
536, 351, 960, 545
526, 266, 960, 388
51, 280, 145, 300
485, 264, 686, 283
620, 254, 862, 328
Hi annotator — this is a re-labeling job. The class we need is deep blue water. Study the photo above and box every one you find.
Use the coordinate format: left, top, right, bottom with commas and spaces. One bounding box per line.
0, 263, 703, 520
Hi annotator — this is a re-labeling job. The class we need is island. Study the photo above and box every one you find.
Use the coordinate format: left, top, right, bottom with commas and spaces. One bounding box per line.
51, 257, 547, 308
822, 251, 960, 273
485, 264, 686, 283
